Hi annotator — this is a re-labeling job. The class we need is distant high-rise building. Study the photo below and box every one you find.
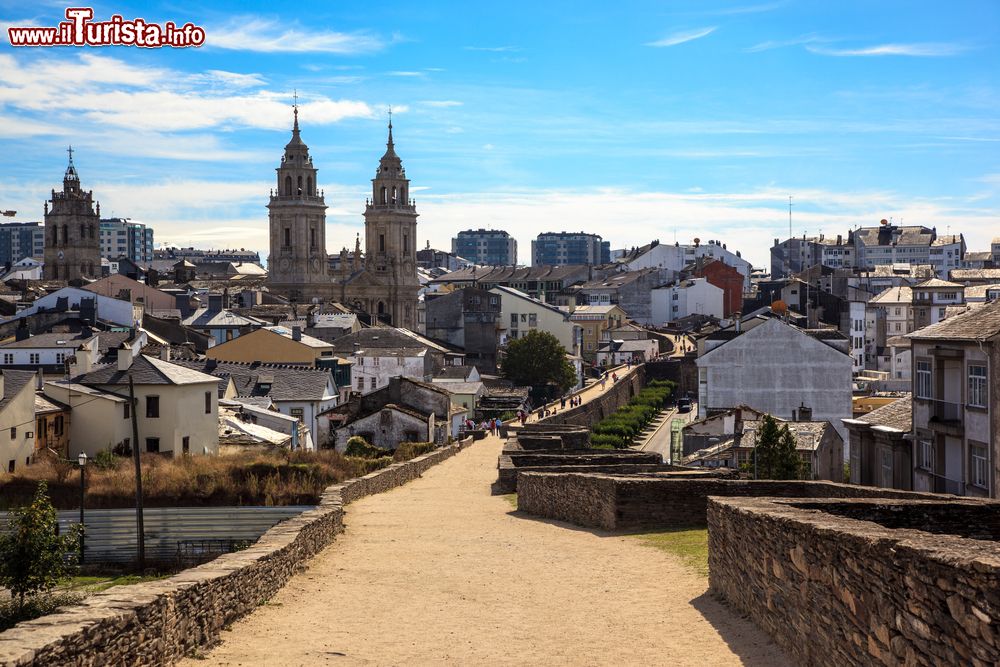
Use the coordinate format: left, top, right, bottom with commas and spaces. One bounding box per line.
0, 222, 45, 265
100, 218, 154, 263
531, 232, 610, 266
44, 147, 101, 281
452, 229, 517, 266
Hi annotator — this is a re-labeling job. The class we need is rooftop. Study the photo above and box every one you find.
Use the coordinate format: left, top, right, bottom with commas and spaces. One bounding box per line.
855, 395, 912, 433
908, 299, 1000, 341
73, 355, 221, 387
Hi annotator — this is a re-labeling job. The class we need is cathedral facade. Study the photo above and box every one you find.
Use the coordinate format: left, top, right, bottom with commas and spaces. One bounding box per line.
44, 148, 101, 281
266, 107, 421, 330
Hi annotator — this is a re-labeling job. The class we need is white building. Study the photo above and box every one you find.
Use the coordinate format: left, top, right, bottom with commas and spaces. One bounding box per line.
696, 317, 853, 444
0, 370, 41, 473
651, 278, 724, 325
490, 285, 582, 356
620, 239, 752, 290
5, 286, 139, 328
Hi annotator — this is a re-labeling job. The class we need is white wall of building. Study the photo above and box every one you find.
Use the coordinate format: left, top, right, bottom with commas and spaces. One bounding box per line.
624, 242, 752, 290
650, 278, 724, 325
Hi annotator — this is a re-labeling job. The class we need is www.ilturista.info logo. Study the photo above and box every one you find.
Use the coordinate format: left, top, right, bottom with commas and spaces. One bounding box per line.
7, 8, 205, 48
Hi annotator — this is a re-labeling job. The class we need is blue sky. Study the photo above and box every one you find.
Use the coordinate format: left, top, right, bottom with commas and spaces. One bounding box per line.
1, 0, 998, 268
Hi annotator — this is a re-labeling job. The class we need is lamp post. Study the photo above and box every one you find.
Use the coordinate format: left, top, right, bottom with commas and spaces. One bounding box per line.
78, 452, 87, 563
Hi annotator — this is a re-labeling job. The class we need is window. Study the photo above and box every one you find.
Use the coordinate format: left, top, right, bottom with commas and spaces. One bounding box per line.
56, 353, 65, 364
968, 365, 987, 408
145, 437, 160, 453
918, 440, 934, 471
124, 402, 130, 419
182, 436, 190, 455
369, 377, 377, 390
283, 228, 291, 247
9, 427, 15, 439
510, 313, 518, 328
205, 391, 212, 414
290, 408, 304, 422
29, 353, 39, 364
880, 448, 893, 488
895, 308, 901, 315
916, 361, 932, 399
971, 444, 989, 489
379, 234, 385, 253
146, 396, 160, 418
938, 308, 946, 319
7, 460, 12, 473
894, 323, 901, 332
54, 415, 64, 436
2, 353, 11, 364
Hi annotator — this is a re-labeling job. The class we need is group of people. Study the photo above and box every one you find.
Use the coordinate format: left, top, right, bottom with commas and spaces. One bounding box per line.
599, 371, 618, 390
464, 417, 504, 435
560, 395, 582, 409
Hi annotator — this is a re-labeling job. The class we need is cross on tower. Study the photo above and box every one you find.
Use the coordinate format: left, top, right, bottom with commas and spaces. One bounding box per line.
387, 106, 392, 128
67, 145, 74, 164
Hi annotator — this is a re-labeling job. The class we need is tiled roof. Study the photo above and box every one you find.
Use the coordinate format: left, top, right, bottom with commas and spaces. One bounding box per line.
913, 278, 963, 289
329, 327, 452, 355
73, 355, 220, 386
963, 284, 1000, 299
869, 286, 913, 304
740, 419, 836, 451
855, 226, 934, 247
908, 299, 1000, 340
857, 395, 912, 432
0, 331, 130, 352
950, 269, 1000, 281
168, 359, 334, 402
0, 370, 36, 413
34, 393, 69, 414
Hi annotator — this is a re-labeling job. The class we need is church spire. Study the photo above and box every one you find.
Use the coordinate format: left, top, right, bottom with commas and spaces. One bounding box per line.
285, 90, 305, 149
64, 145, 79, 183
386, 106, 394, 150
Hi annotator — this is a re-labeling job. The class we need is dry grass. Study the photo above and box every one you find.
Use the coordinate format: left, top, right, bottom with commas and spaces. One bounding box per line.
0, 447, 429, 510
630, 528, 709, 577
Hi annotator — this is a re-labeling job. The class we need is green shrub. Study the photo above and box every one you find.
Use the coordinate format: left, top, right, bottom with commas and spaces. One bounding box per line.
345, 436, 389, 459
589, 434, 625, 448
91, 450, 118, 470
392, 442, 437, 462
347, 456, 393, 475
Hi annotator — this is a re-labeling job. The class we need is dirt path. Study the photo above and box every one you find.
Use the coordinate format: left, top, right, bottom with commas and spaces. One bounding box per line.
183, 434, 788, 666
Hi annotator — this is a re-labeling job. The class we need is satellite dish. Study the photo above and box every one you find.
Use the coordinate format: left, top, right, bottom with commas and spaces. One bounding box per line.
693, 237, 701, 246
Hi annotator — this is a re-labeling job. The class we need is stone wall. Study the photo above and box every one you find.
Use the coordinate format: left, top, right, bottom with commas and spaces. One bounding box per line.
517, 472, 950, 531
539, 365, 645, 430
496, 449, 668, 493
0, 438, 474, 667
708, 497, 1000, 666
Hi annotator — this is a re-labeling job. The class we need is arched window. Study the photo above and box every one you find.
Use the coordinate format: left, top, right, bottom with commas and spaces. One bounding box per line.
400, 187, 406, 203
297, 175, 303, 195
310, 228, 316, 249
62, 225, 68, 244
307, 176, 313, 195
379, 234, 385, 253
284, 176, 292, 196
391, 187, 397, 204
80, 223, 86, 238
284, 227, 291, 247
380, 186, 387, 205
89, 224, 95, 239
81, 263, 87, 275
377, 301, 386, 315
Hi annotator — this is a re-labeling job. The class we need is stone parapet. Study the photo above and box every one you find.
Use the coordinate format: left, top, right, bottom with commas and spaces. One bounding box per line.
0, 438, 474, 667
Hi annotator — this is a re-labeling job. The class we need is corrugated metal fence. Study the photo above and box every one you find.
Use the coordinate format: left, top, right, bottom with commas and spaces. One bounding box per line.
0, 506, 313, 565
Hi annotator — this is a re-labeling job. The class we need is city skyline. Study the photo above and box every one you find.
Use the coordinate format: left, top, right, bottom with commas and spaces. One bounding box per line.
1, 0, 998, 268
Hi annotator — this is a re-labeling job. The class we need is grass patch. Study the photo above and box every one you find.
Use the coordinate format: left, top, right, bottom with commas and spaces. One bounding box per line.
64, 573, 170, 593
631, 528, 708, 577
501, 494, 518, 510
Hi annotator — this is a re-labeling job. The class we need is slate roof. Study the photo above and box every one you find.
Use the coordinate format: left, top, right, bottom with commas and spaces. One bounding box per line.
907, 299, 1000, 341
950, 269, 1000, 281
578, 269, 659, 291
73, 355, 220, 386
168, 359, 334, 402
436, 365, 478, 380
0, 370, 37, 413
428, 264, 589, 285
855, 226, 934, 247
181, 307, 262, 329
329, 327, 452, 355
856, 395, 912, 432
262, 326, 331, 349
0, 331, 131, 352
870, 286, 913, 304
435, 381, 484, 395
34, 393, 69, 414
964, 284, 1000, 300
740, 419, 838, 451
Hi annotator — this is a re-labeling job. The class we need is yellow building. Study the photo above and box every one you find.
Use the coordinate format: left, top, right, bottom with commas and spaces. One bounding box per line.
565, 304, 627, 361
206, 325, 336, 366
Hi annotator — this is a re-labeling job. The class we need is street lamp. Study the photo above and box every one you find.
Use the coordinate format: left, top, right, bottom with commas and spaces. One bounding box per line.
78, 452, 88, 564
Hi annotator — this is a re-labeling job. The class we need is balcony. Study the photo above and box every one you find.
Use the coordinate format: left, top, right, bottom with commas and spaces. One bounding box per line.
921, 398, 963, 432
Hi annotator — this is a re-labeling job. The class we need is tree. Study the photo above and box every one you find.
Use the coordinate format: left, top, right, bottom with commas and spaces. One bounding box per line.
0, 483, 81, 609
751, 415, 803, 480
501, 330, 577, 395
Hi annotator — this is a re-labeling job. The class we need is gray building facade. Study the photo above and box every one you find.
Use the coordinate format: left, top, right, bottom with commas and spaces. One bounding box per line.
424, 287, 501, 373
100, 218, 154, 263
0, 222, 45, 266
532, 232, 610, 266
452, 229, 517, 266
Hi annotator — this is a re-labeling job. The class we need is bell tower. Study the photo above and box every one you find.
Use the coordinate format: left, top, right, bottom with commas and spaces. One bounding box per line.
266, 94, 330, 303
361, 113, 420, 328
44, 146, 100, 281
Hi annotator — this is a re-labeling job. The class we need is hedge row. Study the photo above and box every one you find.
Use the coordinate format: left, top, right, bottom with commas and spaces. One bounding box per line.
590, 380, 675, 449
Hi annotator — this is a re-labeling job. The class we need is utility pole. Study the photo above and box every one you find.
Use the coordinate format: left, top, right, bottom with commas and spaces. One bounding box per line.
129, 376, 145, 571
788, 195, 793, 241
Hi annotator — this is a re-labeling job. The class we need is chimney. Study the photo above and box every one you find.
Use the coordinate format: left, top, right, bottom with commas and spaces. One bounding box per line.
15, 319, 29, 342
117, 343, 133, 371
796, 402, 813, 422
160, 346, 171, 362
36, 369, 44, 391
292, 325, 302, 342
836, 234, 842, 245
734, 312, 742, 333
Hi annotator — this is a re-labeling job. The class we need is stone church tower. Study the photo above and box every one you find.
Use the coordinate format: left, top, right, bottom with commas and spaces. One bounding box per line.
266, 103, 332, 303
44, 147, 101, 281
348, 119, 421, 328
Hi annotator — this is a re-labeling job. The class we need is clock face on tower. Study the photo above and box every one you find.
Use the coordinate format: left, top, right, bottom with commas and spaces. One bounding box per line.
310, 258, 321, 272
279, 258, 291, 272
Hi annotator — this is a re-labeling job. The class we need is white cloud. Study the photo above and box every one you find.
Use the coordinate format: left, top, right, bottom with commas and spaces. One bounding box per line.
206, 18, 384, 54
420, 100, 463, 108
745, 34, 826, 53
387, 71, 425, 77
646, 27, 716, 48
807, 42, 968, 57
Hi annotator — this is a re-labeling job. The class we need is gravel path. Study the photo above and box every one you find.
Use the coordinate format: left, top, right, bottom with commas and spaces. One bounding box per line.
182, 430, 788, 667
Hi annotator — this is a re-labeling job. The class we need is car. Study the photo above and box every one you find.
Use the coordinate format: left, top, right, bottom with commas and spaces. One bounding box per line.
677, 398, 692, 413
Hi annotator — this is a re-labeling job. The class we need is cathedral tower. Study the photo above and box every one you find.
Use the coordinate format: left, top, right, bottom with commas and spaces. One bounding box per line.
358, 117, 420, 328
266, 98, 331, 303
44, 147, 101, 281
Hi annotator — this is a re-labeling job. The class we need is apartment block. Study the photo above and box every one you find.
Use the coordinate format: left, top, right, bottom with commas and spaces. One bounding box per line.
452, 229, 517, 266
